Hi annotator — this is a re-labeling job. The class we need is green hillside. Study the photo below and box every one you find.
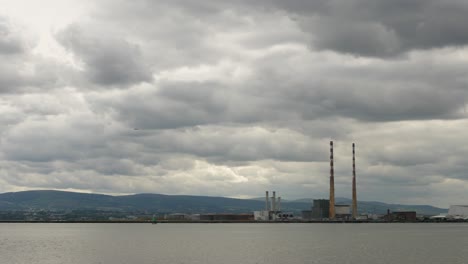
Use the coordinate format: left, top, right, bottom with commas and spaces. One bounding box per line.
0, 190, 447, 215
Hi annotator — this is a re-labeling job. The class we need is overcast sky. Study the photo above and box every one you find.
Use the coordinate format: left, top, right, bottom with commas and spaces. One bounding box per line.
1, 0, 468, 207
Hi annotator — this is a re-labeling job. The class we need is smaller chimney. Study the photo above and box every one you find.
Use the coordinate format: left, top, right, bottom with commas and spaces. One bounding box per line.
265, 191, 269, 211
277, 197, 281, 211
272, 191, 277, 212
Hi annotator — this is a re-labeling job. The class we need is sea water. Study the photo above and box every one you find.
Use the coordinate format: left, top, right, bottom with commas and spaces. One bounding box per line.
0, 223, 467, 264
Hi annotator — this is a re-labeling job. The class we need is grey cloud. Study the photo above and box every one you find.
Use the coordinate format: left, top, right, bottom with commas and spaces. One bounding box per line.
249, 49, 468, 122
303, 18, 401, 57
1, 111, 113, 162
91, 48, 468, 130
0, 18, 31, 92
0, 19, 67, 94
292, 0, 468, 56
0, 65, 24, 92
0, 17, 25, 55
90, 81, 263, 130
144, 126, 327, 163
57, 25, 152, 87
350, 121, 468, 185
98, 0, 468, 57
2, 0, 468, 207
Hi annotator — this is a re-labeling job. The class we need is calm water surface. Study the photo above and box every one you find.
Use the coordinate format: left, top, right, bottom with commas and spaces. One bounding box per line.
0, 223, 467, 264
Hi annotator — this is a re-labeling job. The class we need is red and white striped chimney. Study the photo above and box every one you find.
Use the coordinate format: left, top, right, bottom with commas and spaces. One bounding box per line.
329, 141, 335, 219
352, 143, 358, 219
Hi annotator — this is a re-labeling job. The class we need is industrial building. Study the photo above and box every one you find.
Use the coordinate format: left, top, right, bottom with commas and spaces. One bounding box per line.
448, 205, 468, 219
254, 210, 270, 221
254, 191, 280, 221
254, 191, 293, 221
301, 199, 330, 220
312, 199, 330, 219
200, 214, 253, 221
303, 200, 350, 220
384, 211, 417, 222
164, 213, 191, 220
335, 204, 351, 219
301, 210, 312, 220
163, 213, 254, 221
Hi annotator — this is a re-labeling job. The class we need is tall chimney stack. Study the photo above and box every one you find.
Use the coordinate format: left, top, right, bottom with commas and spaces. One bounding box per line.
329, 141, 335, 219
272, 191, 277, 212
352, 143, 358, 219
265, 191, 269, 212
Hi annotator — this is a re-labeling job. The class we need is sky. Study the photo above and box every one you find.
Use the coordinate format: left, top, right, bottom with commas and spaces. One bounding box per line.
0, 0, 468, 208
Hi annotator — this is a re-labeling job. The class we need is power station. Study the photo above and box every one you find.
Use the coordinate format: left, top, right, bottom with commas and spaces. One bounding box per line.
300, 141, 359, 221
254, 191, 293, 221
256, 141, 360, 221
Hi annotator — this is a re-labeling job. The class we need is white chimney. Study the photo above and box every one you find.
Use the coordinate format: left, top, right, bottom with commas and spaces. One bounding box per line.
272, 191, 276, 212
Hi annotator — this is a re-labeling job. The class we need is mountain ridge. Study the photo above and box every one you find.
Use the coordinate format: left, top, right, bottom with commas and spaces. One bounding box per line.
0, 190, 447, 215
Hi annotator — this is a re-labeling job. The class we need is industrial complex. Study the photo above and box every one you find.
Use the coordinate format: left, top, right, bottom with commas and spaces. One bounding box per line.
0, 138, 465, 224
155, 141, 467, 223
255, 141, 361, 222
301, 142, 358, 221
140, 141, 466, 223
253, 191, 294, 221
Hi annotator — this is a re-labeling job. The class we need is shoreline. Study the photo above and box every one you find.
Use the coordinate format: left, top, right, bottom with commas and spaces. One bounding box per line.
0, 220, 464, 224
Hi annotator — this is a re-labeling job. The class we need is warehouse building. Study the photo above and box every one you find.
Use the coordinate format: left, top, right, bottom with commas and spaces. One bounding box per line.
448, 205, 468, 219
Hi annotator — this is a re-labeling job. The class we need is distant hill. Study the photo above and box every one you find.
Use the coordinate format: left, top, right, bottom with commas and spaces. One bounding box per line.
0, 190, 447, 215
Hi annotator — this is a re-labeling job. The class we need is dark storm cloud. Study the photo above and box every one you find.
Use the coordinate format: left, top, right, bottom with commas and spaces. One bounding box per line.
57, 24, 152, 87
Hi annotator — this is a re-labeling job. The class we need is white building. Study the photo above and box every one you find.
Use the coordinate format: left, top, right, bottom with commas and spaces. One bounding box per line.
254, 191, 283, 221
254, 211, 269, 221
448, 205, 468, 219
335, 205, 351, 215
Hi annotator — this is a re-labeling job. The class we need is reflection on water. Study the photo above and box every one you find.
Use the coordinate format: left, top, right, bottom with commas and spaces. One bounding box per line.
1, 223, 467, 264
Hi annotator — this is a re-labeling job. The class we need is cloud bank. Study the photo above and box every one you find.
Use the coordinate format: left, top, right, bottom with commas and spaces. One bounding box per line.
1, 0, 468, 207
